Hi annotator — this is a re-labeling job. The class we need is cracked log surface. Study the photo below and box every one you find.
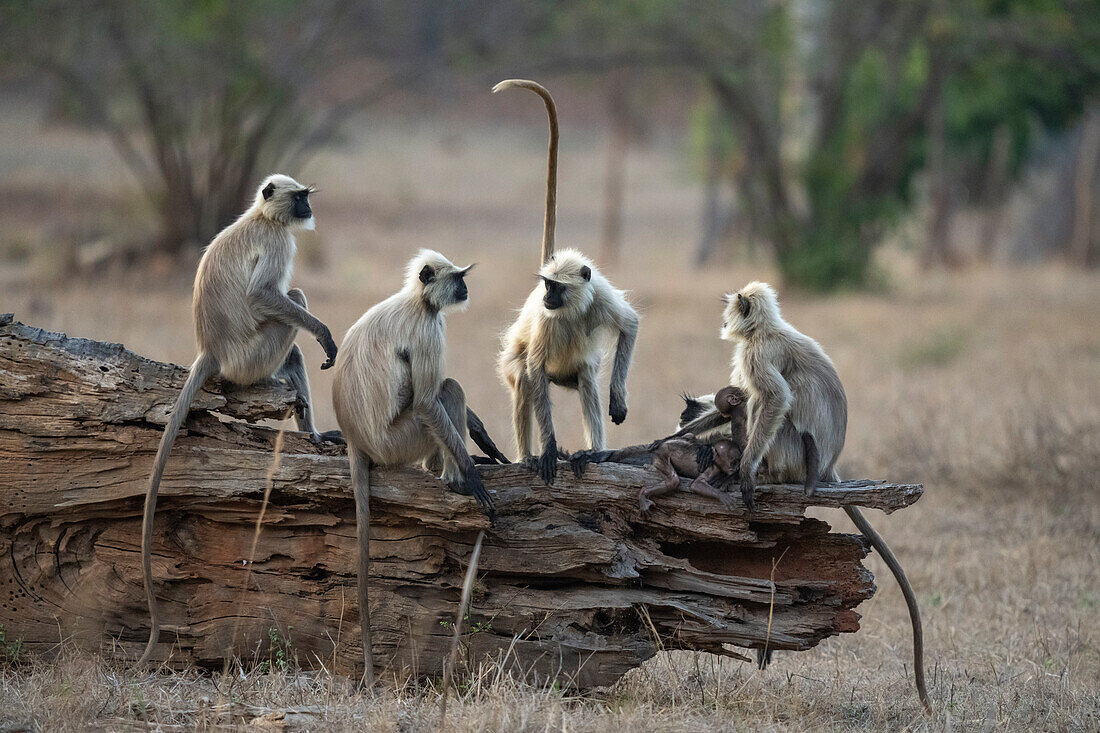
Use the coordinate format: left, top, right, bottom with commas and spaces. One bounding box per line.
0, 314, 923, 687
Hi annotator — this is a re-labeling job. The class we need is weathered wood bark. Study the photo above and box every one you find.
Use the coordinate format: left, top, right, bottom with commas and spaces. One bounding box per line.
0, 314, 923, 688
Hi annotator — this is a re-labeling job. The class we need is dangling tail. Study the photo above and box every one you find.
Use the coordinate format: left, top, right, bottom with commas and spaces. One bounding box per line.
350, 448, 376, 687
138, 353, 218, 666
839, 467, 930, 712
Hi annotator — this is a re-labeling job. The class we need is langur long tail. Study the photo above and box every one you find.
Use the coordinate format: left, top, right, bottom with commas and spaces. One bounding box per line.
841, 499, 930, 712
350, 449, 377, 687
492, 79, 558, 265
138, 353, 218, 666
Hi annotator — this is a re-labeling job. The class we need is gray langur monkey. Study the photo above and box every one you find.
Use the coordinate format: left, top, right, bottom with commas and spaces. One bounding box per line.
718, 281, 930, 710
332, 249, 504, 686
138, 174, 341, 667
493, 79, 640, 486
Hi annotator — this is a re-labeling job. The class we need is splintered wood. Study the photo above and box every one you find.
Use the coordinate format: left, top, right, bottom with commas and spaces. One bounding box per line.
0, 314, 923, 688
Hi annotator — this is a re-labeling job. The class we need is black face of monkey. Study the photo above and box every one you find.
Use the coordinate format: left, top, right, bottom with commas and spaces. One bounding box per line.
292, 189, 312, 220
453, 272, 468, 303
542, 278, 566, 310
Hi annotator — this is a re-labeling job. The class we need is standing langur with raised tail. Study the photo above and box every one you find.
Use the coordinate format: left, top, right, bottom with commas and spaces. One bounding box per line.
719, 281, 930, 710
332, 249, 502, 686
494, 79, 640, 486
138, 174, 341, 667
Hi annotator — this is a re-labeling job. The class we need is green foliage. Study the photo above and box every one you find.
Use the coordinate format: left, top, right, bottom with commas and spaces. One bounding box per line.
260, 625, 293, 673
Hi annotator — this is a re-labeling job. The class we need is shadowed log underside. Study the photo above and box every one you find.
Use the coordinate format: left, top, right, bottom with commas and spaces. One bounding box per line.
0, 314, 923, 688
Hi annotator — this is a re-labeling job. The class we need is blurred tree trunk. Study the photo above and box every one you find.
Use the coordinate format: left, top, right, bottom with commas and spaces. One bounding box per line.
1071, 103, 1100, 268
923, 71, 960, 269
978, 125, 1012, 261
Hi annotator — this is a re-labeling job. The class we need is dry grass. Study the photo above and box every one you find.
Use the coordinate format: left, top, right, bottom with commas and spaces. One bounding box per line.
1, 103, 1098, 731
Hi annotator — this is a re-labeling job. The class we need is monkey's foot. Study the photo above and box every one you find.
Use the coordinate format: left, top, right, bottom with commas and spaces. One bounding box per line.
311, 429, 345, 446
471, 455, 497, 465
569, 450, 595, 478
638, 495, 655, 513
739, 477, 756, 512
448, 470, 496, 520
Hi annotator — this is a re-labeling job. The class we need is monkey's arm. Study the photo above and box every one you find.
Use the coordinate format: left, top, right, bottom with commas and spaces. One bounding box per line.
738, 363, 792, 512
740, 365, 792, 475
247, 264, 338, 368
608, 305, 639, 425
669, 408, 732, 442
569, 443, 655, 477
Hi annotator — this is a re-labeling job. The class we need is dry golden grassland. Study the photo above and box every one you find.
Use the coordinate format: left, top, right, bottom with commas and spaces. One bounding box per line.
1, 110, 1098, 730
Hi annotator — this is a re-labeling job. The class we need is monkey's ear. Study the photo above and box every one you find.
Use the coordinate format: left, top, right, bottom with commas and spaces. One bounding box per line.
736, 293, 750, 317
262, 182, 276, 201
580, 265, 591, 281
419, 264, 435, 284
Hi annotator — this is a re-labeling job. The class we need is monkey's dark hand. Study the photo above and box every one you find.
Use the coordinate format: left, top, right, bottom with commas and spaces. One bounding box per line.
609, 392, 628, 425
312, 429, 345, 446
533, 437, 558, 486
739, 475, 756, 512
570, 450, 595, 478
451, 467, 495, 520
318, 326, 338, 370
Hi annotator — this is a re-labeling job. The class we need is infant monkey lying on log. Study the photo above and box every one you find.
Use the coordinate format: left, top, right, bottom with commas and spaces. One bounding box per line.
570, 386, 752, 512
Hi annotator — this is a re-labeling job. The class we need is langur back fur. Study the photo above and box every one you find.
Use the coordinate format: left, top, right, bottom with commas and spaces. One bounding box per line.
332, 249, 499, 686
138, 174, 340, 667
494, 79, 639, 485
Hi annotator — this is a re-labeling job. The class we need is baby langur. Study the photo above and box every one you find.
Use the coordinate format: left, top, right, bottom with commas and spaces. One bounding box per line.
137, 174, 340, 667
332, 249, 504, 686
494, 79, 639, 486
719, 281, 930, 710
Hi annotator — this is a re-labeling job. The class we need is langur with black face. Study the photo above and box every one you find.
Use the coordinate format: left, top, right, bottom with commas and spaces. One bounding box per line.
332, 249, 502, 686
719, 281, 930, 710
137, 174, 341, 667
494, 79, 640, 485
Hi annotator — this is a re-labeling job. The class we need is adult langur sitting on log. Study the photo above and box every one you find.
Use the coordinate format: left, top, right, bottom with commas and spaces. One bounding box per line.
493, 79, 640, 486
709, 281, 930, 709
332, 249, 505, 686
138, 174, 342, 667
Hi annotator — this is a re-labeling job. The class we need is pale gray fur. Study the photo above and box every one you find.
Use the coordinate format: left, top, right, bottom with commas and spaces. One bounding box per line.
717, 283, 928, 710
720, 281, 847, 487
138, 174, 338, 668
332, 249, 491, 687
498, 248, 639, 485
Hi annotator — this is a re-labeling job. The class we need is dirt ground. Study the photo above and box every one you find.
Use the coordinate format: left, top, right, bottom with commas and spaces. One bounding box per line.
1, 101, 1098, 731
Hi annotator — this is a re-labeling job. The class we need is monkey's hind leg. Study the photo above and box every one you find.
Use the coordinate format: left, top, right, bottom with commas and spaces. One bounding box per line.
435, 378, 471, 486
577, 363, 606, 451
638, 454, 680, 513
138, 352, 219, 667
801, 431, 821, 496
277, 343, 340, 444
349, 447, 376, 687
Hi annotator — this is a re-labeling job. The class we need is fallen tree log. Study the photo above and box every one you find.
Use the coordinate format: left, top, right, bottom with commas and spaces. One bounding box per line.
0, 314, 923, 687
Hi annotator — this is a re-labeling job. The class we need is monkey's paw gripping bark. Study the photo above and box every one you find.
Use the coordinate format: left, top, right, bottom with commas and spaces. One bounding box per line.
313, 429, 346, 446
449, 469, 495, 519
740, 476, 756, 512
569, 450, 596, 478
527, 437, 559, 486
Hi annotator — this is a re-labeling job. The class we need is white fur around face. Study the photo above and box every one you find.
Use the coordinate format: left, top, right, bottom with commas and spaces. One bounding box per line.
297, 216, 316, 232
